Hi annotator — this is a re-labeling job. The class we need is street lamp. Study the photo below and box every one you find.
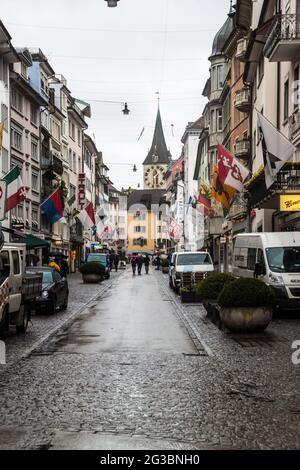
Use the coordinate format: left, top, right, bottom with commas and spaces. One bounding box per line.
122, 102, 130, 115
105, 0, 119, 7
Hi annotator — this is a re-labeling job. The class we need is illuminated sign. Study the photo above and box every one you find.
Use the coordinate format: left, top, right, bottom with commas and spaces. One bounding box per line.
280, 195, 300, 212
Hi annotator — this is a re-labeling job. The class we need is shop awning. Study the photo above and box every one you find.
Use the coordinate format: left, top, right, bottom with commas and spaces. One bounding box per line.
17, 234, 50, 250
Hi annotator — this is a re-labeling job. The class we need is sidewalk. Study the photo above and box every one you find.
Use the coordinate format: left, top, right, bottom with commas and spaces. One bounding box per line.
1, 271, 121, 370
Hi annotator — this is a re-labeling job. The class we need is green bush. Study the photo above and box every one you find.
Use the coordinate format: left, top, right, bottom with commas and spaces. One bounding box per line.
196, 273, 235, 300
218, 278, 276, 308
79, 262, 105, 276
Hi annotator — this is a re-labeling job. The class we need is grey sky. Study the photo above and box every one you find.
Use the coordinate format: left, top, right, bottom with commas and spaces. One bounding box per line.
2, 0, 230, 190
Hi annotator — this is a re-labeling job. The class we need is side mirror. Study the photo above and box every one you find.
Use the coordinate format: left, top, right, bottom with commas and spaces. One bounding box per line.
170, 262, 175, 267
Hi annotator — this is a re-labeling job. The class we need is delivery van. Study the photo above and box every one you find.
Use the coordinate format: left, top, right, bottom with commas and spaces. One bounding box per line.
169, 251, 214, 293
232, 232, 300, 311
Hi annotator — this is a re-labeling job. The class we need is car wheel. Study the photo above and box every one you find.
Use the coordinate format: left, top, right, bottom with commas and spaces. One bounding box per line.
0, 307, 9, 336
16, 305, 29, 334
60, 294, 68, 311
49, 297, 57, 315
169, 277, 173, 289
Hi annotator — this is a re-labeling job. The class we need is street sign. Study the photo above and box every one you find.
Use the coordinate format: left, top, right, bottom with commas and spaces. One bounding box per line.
0, 180, 7, 221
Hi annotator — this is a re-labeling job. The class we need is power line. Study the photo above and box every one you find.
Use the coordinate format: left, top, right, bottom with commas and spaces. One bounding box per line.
51, 54, 208, 62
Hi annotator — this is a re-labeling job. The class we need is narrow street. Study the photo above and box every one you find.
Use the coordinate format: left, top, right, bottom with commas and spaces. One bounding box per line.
1, 269, 300, 450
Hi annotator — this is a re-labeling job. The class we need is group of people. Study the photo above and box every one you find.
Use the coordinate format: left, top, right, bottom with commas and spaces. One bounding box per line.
109, 252, 120, 272
130, 254, 151, 276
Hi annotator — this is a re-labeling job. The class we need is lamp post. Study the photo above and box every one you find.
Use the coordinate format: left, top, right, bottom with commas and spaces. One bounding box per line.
105, 0, 119, 7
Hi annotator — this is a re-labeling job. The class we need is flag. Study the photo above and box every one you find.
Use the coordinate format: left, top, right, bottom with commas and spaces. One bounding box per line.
137, 127, 145, 142
99, 225, 113, 240
198, 194, 212, 217
40, 188, 63, 224
0, 122, 4, 149
218, 144, 249, 192
76, 202, 96, 229
257, 112, 297, 189
3, 166, 26, 212
211, 165, 236, 210
169, 218, 183, 240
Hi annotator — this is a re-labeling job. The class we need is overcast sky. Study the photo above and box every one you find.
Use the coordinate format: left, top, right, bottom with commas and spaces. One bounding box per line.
2, 0, 230, 190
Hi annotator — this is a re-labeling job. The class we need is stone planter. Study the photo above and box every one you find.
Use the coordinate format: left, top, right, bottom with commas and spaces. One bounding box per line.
220, 306, 273, 333
82, 273, 103, 284
162, 266, 169, 274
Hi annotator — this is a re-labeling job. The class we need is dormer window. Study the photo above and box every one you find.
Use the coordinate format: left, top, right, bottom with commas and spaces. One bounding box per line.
21, 62, 27, 79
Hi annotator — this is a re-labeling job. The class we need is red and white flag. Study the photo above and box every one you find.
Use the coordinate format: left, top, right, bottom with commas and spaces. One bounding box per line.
169, 218, 183, 240
76, 202, 96, 229
217, 144, 249, 193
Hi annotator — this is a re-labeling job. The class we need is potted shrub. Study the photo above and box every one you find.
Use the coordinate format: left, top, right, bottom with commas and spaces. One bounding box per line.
218, 278, 276, 333
79, 262, 105, 284
196, 273, 235, 312
180, 286, 195, 303
161, 258, 169, 274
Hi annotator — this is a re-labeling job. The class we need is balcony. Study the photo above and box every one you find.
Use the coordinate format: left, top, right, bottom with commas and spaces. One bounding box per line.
235, 88, 251, 113
289, 110, 300, 143
236, 38, 248, 61
235, 138, 250, 158
264, 14, 300, 62
41, 153, 64, 176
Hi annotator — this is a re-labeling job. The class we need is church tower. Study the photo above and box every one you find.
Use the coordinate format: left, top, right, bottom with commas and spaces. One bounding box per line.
143, 107, 171, 190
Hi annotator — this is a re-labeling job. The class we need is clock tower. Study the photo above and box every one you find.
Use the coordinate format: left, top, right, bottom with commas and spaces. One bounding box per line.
143, 108, 171, 190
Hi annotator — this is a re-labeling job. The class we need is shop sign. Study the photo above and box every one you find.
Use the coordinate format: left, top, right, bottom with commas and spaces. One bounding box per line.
78, 173, 86, 209
280, 195, 300, 212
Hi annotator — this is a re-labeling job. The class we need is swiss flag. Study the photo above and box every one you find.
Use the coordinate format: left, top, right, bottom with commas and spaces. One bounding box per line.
218, 144, 249, 192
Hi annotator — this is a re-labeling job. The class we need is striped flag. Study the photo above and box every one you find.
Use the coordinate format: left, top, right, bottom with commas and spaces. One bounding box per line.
4, 166, 26, 212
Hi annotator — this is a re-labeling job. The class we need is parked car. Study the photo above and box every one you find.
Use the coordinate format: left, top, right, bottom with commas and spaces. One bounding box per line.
0, 242, 42, 335
26, 267, 69, 315
86, 253, 110, 279
232, 232, 300, 312
169, 251, 214, 293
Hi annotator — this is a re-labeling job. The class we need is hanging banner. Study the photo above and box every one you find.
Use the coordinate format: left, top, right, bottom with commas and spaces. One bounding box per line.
280, 195, 300, 212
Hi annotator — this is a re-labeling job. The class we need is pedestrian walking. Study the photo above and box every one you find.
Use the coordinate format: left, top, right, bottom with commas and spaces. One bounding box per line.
137, 255, 143, 276
155, 254, 161, 271
109, 252, 115, 271
144, 254, 150, 274
131, 256, 137, 276
114, 254, 119, 272
59, 257, 69, 278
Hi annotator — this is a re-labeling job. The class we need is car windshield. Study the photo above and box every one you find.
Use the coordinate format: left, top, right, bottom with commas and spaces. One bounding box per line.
87, 254, 106, 265
177, 253, 212, 266
266, 247, 300, 273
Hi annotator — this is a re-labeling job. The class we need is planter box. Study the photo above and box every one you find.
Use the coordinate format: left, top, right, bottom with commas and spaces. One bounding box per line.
181, 292, 203, 304
220, 306, 273, 333
204, 300, 222, 329
162, 267, 169, 274
82, 273, 103, 284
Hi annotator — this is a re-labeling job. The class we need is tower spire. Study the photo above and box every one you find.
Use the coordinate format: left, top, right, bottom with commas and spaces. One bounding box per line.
143, 107, 171, 166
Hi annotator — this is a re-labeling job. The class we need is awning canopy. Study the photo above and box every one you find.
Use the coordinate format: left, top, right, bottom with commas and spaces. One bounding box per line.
17, 234, 50, 250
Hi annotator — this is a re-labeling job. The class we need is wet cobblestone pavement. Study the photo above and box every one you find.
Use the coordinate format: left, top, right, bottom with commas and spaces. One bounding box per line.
0, 269, 300, 450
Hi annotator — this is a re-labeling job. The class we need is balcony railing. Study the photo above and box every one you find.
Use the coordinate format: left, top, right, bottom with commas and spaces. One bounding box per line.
41, 153, 64, 176
236, 38, 248, 61
264, 14, 300, 62
235, 88, 251, 112
235, 139, 250, 158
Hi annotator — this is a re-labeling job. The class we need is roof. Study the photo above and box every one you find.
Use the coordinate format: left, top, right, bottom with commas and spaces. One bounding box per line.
210, 12, 234, 59
127, 189, 167, 210
143, 108, 171, 165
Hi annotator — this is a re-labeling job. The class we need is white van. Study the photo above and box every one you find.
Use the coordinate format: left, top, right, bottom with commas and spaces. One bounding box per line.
232, 233, 300, 312
169, 251, 214, 293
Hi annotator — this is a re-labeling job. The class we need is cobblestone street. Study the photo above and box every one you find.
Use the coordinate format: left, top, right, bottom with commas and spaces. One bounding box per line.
0, 268, 300, 450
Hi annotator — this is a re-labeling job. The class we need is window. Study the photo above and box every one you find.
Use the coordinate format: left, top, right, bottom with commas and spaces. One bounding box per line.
69, 148, 72, 170
30, 104, 38, 125
247, 248, 257, 271
31, 138, 39, 161
1, 103, 8, 131
12, 251, 20, 275
134, 213, 146, 221
72, 152, 76, 173
32, 208, 39, 230
69, 122, 75, 140
78, 129, 81, 146
210, 110, 215, 133
217, 109, 223, 132
11, 125, 23, 151
69, 184, 76, 199
134, 226, 146, 233
0, 251, 10, 280
40, 71, 48, 95
216, 65, 224, 89
284, 79, 289, 121
17, 205, 23, 219
11, 89, 23, 113
32, 172, 39, 192
0, 58, 8, 86
258, 55, 264, 85
21, 62, 27, 79
1, 148, 8, 173
294, 66, 299, 109
51, 119, 61, 142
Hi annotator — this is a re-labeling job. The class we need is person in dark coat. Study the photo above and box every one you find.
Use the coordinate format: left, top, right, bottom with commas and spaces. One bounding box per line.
114, 254, 119, 272
144, 255, 150, 274
131, 256, 137, 276
59, 258, 69, 278
155, 255, 161, 271
109, 252, 115, 271
137, 255, 143, 275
